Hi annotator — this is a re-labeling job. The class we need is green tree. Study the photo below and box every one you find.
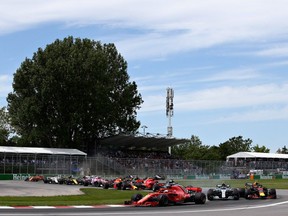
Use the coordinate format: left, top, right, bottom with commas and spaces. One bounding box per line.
203, 145, 221, 160
7, 36, 143, 153
252, 144, 270, 153
171, 135, 203, 160
218, 136, 252, 160
171, 135, 221, 160
276, 146, 288, 154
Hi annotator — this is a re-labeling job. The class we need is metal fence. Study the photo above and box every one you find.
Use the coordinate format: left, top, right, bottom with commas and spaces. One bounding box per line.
1, 153, 288, 177
0, 153, 85, 175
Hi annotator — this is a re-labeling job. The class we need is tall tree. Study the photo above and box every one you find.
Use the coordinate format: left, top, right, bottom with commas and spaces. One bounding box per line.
171, 135, 221, 160
276, 146, 288, 154
7, 36, 143, 153
252, 144, 270, 153
218, 136, 252, 160
171, 135, 204, 160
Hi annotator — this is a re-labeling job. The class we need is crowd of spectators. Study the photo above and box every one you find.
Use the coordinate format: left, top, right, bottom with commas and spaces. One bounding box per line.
227, 158, 288, 170
97, 149, 205, 175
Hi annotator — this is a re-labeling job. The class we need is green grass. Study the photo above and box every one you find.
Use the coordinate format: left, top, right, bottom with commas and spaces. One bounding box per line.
0, 188, 149, 206
177, 178, 288, 189
0, 179, 287, 206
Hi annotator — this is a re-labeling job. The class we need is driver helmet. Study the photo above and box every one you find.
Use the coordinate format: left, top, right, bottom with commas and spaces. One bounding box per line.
166, 179, 175, 186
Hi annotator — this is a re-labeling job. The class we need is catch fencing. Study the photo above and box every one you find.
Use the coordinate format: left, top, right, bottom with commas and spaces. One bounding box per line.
1, 153, 288, 177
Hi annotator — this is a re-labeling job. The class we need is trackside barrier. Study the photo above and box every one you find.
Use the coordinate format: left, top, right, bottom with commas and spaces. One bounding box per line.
184, 175, 196, 179
274, 174, 283, 179
0, 174, 32, 180
1, 173, 288, 180
0, 174, 12, 180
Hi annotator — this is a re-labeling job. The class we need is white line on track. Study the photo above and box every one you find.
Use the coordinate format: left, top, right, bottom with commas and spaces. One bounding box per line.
0, 201, 287, 216
70, 200, 288, 215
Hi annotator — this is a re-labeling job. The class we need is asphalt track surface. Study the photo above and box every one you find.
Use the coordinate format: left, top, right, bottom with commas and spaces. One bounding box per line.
0, 181, 287, 216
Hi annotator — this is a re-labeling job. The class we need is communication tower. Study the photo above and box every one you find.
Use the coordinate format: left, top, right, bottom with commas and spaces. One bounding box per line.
166, 88, 174, 138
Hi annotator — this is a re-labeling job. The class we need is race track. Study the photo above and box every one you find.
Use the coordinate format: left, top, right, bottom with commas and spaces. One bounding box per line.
0, 181, 287, 216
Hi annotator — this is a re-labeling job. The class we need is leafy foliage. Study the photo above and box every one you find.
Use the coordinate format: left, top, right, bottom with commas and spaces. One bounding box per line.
218, 136, 252, 160
252, 144, 270, 153
7, 36, 143, 152
276, 145, 288, 154
172, 135, 262, 161
171, 135, 221, 160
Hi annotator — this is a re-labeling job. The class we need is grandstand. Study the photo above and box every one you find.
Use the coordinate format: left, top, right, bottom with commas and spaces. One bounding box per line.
0, 146, 86, 175
0, 135, 189, 177
2, 138, 288, 178
97, 134, 188, 151
226, 152, 288, 173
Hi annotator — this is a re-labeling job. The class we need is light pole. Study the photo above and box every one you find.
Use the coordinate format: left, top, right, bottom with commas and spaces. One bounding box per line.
141, 125, 148, 135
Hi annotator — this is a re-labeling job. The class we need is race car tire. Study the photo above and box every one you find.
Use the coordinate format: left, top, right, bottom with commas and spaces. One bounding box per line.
116, 182, 122, 190
152, 183, 161, 192
269, 188, 277, 199
245, 189, 252, 199
232, 189, 240, 200
195, 192, 206, 204
131, 193, 143, 202
102, 183, 110, 189
158, 194, 169, 206
263, 188, 269, 197
237, 188, 245, 198
207, 189, 214, 201
93, 182, 99, 187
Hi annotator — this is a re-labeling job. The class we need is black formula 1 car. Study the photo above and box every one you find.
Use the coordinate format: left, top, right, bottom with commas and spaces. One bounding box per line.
207, 183, 240, 200
239, 182, 277, 199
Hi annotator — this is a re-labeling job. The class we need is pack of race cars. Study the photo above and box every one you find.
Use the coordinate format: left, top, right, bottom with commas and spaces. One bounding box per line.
27, 174, 277, 207
125, 180, 277, 207
43, 174, 167, 190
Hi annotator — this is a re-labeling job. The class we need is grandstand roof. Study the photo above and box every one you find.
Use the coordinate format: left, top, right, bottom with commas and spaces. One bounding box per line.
227, 152, 288, 160
0, 146, 87, 156
99, 134, 188, 150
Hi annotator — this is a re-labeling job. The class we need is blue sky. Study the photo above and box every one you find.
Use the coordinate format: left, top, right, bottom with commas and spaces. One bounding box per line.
1, 0, 288, 153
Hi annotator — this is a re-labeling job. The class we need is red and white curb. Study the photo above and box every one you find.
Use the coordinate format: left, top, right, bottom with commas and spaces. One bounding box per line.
0, 205, 128, 209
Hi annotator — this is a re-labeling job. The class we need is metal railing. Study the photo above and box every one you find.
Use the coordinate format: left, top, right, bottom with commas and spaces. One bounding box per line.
1, 153, 287, 177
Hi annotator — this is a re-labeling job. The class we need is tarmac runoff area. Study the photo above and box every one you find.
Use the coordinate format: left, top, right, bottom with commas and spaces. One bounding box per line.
0, 180, 84, 197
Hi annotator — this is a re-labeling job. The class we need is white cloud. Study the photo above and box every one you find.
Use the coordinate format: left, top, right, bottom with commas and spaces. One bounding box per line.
211, 106, 288, 123
1, 1, 288, 59
177, 83, 288, 110
139, 82, 288, 114
195, 69, 261, 82
255, 45, 288, 57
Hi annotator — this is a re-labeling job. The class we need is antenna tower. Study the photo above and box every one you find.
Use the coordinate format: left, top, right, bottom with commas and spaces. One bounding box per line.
166, 88, 174, 137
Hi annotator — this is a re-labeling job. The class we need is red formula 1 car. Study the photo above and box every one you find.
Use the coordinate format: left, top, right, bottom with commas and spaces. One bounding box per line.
133, 175, 165, 191
25, 175, 45, 182
125, 181, 206, 207
239, 182, 277, 199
